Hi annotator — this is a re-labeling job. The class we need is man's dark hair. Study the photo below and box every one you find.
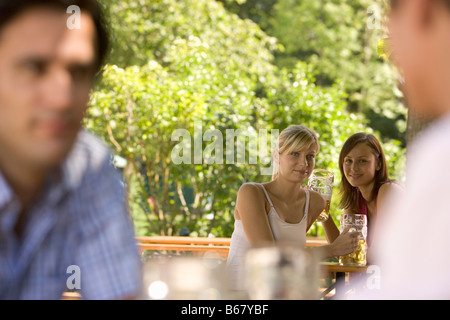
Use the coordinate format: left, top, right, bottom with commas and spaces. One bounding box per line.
0, 0, 110, 73
390, 0, 450, 11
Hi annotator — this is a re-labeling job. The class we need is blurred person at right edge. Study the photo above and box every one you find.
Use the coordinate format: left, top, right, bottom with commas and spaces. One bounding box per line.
350, 0, 450, 299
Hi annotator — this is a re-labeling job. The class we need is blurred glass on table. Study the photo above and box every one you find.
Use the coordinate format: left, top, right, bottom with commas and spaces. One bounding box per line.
244, 244, 319, 300
308, 169, 334, 222
339, 213, 368, 266
141, 252, 227, 300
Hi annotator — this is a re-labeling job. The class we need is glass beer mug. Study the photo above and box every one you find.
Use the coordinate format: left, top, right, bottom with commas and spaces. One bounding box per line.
141, 254, 227, 300
307, 169, 334, 222
244, 244, 319, 300
338, 213, 368, 266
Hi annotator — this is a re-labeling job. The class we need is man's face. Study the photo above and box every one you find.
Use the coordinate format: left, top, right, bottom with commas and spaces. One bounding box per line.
0, 8, 97, 169
388, 0, 450, 118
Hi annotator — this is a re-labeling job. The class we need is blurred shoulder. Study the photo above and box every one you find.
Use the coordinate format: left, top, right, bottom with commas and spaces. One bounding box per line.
75, 130, 111, 167
63, 130, 117, 189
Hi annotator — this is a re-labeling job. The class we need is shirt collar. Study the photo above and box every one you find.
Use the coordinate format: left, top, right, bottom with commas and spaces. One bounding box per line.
60, 131, 88, 192
0, 157, 78, 213
0, 170, 15, 211
43, 167, 72, 206
0, 130, 91, 210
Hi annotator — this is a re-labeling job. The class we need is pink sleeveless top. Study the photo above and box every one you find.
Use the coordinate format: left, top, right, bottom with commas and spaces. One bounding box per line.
356, 189, 377, 247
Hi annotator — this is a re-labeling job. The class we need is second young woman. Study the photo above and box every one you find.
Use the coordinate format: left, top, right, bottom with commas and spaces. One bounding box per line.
338, 132, 403, 248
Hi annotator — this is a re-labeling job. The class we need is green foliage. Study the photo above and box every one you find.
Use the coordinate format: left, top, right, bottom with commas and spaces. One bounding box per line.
272, 0, 407, 144
85, 0, 406, 238
223, 0, 407, 145
88, 0, 280, 236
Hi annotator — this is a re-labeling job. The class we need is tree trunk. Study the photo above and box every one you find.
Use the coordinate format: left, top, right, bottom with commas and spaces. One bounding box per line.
406, 108, 431, 147
399, 78, 431, 149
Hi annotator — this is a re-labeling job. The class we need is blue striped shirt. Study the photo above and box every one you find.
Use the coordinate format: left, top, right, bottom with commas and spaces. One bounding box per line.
0, 131, 142, 299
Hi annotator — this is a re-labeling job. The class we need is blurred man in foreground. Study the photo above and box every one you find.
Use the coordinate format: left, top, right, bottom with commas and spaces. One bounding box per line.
0, 0, 141, 299
358, 0, 450, 299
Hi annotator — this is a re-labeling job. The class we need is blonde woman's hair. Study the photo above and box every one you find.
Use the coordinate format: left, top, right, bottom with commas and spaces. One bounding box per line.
272, 125, 320, 181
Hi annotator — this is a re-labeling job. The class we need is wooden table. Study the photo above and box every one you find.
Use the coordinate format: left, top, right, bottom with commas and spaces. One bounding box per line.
321, 262, 368, 274
319, 262, 370, 299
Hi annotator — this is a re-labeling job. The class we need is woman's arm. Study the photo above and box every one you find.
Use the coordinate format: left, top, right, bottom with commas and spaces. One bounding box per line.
234, 183, 274, 246
306, 192, 359, 259
367, 182, 404, 260
377, 182, 404, 214
306, 190, 340, 243
321, 215, 340, 243
306, 190, 326, 231
310, 226, 359, 260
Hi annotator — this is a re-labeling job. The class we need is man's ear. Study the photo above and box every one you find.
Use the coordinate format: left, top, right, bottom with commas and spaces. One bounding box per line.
416, 0, 436, 28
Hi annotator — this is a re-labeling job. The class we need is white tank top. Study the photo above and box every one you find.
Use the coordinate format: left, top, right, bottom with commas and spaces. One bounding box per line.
226, 183, 310, 290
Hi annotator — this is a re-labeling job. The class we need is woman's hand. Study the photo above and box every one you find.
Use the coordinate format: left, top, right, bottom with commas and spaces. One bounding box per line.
324, 226, 359, 258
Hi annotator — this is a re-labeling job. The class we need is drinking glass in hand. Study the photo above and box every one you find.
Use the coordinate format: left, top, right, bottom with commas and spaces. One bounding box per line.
308, 169, 334, 222
338, 213, 368, 266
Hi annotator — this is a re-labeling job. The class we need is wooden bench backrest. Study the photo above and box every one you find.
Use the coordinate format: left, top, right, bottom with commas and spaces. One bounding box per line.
136, 236, 327, 258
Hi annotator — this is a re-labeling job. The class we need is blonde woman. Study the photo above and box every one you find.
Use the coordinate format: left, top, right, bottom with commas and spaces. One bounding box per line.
226, 125, 359, 290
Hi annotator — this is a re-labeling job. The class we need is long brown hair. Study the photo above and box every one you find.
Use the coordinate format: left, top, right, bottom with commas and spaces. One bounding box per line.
339, 133, 391, 212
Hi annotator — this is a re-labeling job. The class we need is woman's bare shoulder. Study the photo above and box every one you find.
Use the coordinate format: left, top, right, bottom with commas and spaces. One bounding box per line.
377, 182, 404, 207
238, 182, 264, 197
235, 183, 268, 219
379, 181, 404, 197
